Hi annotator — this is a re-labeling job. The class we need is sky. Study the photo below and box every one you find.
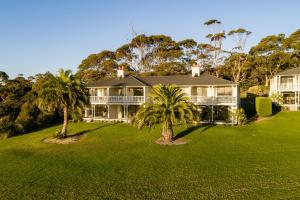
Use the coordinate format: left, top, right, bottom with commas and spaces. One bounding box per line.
0, 0, 300, 78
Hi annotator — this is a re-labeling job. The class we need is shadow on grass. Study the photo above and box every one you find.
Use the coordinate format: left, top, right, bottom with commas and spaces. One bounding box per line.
173, 124, 216, 140
67, 122, 119, 138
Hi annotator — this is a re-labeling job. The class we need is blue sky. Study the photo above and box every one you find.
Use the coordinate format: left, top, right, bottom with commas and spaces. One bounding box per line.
0, 0, 299, 78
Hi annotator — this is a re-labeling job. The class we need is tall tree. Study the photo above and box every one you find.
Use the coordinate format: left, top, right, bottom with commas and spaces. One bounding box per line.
204, 19, 226, 77
225, 28, 252, 83
250, 34, 289, 86
0, 71, 9, 85
38, 69, 89, 138
178, 39, 198, 69
287, 29, 300, 68
77, 50, 118, 82
135, 85, 198, 143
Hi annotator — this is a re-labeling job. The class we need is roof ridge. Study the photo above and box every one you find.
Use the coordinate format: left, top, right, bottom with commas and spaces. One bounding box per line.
127, 74, 149, 86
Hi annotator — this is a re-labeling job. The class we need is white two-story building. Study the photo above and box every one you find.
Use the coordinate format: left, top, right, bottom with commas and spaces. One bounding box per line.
270, 67, 300, 111
84, 65, 240, 123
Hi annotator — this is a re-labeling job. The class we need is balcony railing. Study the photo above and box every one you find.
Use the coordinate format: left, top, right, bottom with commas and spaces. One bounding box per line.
90, 96, 144, 104
190, 96, 237, 104
90, 95, 236, 105
278, 84, 300, 90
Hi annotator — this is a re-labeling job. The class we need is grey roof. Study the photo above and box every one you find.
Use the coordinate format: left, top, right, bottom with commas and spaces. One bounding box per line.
277, 67, 300, 76
86, 72, 236, 88
138, 72, 236, 86
86, 75, 147, 87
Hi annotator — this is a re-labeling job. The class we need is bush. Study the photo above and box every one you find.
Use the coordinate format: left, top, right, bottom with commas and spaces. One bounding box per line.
230, 108, 247, 125
241, 97, 256, 119
255, 97, 272, 117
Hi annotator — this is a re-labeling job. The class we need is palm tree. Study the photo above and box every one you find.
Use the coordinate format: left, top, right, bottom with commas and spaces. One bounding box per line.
37, 69, 89, 138
135, 85, 198, 142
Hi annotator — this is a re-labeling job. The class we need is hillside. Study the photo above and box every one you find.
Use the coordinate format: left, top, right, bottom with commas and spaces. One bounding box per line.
0, 112, 300, 199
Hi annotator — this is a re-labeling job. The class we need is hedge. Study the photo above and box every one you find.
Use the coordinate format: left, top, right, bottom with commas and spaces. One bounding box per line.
255, 97, 272, 117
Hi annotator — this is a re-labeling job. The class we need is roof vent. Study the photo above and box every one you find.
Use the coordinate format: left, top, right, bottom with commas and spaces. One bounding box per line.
117, 66, 124, 78
191, 64, 200, 77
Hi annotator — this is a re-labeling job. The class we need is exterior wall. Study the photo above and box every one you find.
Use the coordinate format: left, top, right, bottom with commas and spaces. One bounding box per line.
85, 84, 239, 123
270, 75, 300, 111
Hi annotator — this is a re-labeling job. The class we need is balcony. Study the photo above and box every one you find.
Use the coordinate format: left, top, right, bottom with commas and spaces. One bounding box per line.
278, 84, 299, 90
90, 96, 145, 104
190, 96, 237, 105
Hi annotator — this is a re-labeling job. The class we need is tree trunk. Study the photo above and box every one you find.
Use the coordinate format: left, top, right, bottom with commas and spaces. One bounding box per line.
162, 121, 173, 143
60, 106, 68, 138
265, 75, 269, 87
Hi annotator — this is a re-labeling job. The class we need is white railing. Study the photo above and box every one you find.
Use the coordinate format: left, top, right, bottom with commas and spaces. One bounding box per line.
190, 96, 237, 105
278, 84, 300, 90
90, 96, 144, 104
90, 95, 236, 105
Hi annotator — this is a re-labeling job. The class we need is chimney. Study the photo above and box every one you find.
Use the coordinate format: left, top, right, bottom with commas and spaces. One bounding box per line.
117, 66, 124, 78
191, 64, 200, 77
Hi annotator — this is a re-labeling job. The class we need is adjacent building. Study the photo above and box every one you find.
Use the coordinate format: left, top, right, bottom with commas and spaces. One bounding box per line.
84, 65, 240, 123
270, 67, 300, 111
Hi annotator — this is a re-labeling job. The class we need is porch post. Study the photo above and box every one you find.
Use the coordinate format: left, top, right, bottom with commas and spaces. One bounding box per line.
93, 104, 95, 120
211, 105, 214, 123
108, 105, 110, 119
91, 105, 93, 120
123, 104, 126, 121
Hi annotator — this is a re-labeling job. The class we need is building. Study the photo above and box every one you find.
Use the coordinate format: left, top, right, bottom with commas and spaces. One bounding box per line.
84, 65, 240, 123
270, 67, 300, 111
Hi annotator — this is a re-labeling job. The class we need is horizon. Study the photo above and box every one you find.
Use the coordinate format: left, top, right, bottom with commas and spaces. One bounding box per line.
1, 0, 300, 78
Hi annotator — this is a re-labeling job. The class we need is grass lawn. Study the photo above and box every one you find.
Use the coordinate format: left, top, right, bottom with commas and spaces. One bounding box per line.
0, 112, 300, 199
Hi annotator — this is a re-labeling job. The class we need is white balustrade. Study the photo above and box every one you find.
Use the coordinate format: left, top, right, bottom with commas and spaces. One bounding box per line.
278, 84, 299, 90
90, 95, 236, 105
189, 96, 236, 104
90, 96, 144, 104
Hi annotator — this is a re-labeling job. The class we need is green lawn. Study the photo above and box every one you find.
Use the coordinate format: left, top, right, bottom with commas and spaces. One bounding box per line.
1, 112, 300, 199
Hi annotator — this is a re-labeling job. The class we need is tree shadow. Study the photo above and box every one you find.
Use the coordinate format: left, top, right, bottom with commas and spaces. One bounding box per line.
199, 124, 216, 133
173, 124, 216, 140
67, 122, 119, 138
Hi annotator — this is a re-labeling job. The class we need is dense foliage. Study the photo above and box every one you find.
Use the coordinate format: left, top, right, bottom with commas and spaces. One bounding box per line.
255, 97, 272, 117
0, 72, 61, 136
0, 70, 88, 137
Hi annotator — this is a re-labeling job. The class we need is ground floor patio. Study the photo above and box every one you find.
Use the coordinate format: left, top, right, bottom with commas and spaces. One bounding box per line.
84, 104, 237, 124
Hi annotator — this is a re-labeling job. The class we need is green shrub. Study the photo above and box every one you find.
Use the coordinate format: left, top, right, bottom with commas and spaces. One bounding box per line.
230, 108, 247, 125
255, 97, 272, 117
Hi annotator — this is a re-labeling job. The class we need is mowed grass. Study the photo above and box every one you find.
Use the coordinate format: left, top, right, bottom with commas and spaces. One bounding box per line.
1, 112, 300, 199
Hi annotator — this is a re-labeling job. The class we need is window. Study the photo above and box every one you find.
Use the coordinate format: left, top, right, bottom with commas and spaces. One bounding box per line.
216, 87, 232, 96
196, 87, 207, 96
96, 88, 107, 96
128, 88, 143, 96
283, 92, 296, 104
280, 76, 294, 89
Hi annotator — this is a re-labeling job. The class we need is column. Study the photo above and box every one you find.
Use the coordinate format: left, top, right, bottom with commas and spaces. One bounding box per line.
93, 104, 95, 120
211, 105, 214, 123
143, 86, 146, 103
